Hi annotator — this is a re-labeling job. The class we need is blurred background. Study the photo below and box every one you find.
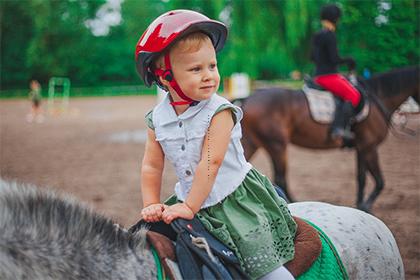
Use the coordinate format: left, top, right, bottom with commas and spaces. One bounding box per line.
1, 0, 418, 96
1, 0, 419, 278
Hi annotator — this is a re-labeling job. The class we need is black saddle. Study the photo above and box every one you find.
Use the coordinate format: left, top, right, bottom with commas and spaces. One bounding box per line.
304, 76, 325, 91
129, 217, 249, 280
304, 75, 367, 114
129, 185, 316, 280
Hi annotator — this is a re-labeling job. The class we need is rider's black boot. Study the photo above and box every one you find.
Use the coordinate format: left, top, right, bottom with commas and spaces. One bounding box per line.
330, 101, 355, 141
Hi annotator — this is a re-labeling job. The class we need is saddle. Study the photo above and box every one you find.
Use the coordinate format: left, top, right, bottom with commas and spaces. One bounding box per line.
131, 218, 248, 280
137, 215, 322, 279
303, 76, 369, 125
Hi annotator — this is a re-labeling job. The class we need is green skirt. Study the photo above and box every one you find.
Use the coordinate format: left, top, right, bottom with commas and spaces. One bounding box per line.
166, 168, 297, 279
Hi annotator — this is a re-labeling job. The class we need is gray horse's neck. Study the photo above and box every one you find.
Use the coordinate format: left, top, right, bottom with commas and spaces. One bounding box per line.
0, 180, 157, 280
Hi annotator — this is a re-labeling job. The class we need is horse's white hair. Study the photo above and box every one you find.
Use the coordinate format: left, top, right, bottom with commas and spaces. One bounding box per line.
289, 201, 404, 280
0, 179, 155, 280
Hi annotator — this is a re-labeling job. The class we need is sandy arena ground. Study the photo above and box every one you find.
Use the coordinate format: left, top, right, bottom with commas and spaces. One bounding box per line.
1, 95, 419, 279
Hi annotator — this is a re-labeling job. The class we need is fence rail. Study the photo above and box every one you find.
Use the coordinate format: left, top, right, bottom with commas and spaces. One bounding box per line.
0, 84, 156, 98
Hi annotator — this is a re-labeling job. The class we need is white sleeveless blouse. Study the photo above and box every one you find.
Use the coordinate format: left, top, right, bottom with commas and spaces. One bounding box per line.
151, 93, 252, 208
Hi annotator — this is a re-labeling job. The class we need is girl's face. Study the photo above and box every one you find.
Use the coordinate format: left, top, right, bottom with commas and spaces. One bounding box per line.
169, 39, 220, 102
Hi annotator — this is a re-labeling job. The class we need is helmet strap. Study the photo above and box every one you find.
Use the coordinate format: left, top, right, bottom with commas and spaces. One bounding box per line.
154, 54, 198, 106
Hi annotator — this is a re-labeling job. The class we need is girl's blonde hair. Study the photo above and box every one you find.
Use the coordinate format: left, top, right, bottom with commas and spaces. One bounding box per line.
153, 32, 211, 69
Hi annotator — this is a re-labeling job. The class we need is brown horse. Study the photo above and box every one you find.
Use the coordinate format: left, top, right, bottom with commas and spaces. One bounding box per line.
239, 66, 419, 212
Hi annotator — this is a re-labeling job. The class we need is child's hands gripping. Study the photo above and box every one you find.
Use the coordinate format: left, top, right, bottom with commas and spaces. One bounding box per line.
162, 203, 194, 224
141, 203, 167, 222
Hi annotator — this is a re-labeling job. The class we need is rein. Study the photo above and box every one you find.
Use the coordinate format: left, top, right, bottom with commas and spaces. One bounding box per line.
369, 94, 392, 122
359, 79, 392, 123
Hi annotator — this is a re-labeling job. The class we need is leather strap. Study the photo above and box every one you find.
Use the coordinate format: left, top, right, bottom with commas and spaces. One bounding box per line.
285, 216, 322, 277
154, 54, 197, 106
146, 230, 177, 279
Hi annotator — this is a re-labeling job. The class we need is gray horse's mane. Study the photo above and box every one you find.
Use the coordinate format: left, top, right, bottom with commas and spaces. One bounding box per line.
0, 179, 147, 249
0, 178, 160, 280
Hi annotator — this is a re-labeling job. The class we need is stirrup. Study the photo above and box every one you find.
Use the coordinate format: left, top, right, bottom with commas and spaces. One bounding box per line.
330, 128, 354, 141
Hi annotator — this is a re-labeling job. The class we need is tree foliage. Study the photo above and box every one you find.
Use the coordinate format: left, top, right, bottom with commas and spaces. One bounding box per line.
1, 0, 418, 90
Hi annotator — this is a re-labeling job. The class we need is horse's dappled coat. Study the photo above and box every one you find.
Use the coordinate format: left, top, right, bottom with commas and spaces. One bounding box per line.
289, 202, 404, 279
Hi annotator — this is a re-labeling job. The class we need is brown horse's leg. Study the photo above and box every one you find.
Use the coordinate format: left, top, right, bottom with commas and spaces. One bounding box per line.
242, 134, 258, 161
359, 148, 384, 213
264, 141, 293, 202
356, 151, 367, 209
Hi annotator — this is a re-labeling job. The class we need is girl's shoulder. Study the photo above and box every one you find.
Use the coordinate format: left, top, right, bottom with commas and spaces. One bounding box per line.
210, 94, 243, 124
208, 93, 231, 106
144, 109, 154, 130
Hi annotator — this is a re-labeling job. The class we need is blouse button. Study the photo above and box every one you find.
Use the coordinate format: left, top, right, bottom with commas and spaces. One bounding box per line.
179, 122, 183, 128
185, 170, 191, 176
181, 144, 185, 151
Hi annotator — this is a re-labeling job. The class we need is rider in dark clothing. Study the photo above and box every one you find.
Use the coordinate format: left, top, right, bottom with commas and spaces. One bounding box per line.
311, 4, 361, 141
311, 30, 355, 76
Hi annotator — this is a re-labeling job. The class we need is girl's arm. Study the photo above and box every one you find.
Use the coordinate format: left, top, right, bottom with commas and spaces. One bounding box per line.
162, 109, 234, 223
140, 128, 165, 222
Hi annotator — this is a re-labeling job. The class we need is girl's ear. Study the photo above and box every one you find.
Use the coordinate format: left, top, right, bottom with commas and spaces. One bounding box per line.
159, 76, 170, 89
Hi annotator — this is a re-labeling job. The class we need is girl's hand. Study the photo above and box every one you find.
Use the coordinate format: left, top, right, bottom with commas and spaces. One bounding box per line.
162, 203, 194, 224
141, 203, 167, 222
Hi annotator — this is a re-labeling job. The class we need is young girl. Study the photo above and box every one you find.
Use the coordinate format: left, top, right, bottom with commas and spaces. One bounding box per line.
136, 10, 296, 280
27, 80, 44, 123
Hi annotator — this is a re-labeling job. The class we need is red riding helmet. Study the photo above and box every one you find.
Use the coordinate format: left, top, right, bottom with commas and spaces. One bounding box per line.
135, 9, 228, 88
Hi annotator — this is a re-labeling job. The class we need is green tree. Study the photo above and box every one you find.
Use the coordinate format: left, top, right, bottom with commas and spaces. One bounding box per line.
339, 0, 419, 73
1, 0, 104, 88
1, 0, 418, 90
0, 1, 34, 87
26, 0, 104, 84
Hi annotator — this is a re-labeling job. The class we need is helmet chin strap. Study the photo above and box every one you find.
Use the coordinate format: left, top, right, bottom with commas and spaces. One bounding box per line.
154, 54, 198, 106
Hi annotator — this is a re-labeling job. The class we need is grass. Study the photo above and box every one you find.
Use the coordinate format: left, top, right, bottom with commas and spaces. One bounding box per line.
0, 84, 156, 99
252, 79, 304, 90
0, 79, 304, 99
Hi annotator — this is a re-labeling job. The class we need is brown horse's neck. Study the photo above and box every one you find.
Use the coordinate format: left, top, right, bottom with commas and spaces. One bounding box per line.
364, 66, 419, 118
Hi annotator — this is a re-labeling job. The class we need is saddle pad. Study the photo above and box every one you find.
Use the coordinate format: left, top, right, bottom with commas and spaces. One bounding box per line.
302, 85, 369, 124
297, 220, 349, 280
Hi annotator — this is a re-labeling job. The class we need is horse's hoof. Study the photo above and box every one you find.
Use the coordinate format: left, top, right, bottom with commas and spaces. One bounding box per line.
357, 203, 371, 213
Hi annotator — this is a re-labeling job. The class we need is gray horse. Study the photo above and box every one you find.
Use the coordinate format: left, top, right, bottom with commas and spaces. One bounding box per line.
0, 179, 404, 279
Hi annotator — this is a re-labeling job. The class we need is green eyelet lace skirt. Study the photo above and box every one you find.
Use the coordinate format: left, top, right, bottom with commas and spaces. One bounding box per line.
166, 168, 297, 279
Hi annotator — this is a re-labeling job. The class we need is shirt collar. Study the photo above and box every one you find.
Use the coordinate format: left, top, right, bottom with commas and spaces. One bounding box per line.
159, 93, 214, 125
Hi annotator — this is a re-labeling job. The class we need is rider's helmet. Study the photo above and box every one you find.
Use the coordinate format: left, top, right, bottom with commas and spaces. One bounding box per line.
320, 4, 341, 24
135, 9, 227, 89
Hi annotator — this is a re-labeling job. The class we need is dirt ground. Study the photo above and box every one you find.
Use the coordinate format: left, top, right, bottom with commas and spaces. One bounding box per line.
1, 95, 419, 279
